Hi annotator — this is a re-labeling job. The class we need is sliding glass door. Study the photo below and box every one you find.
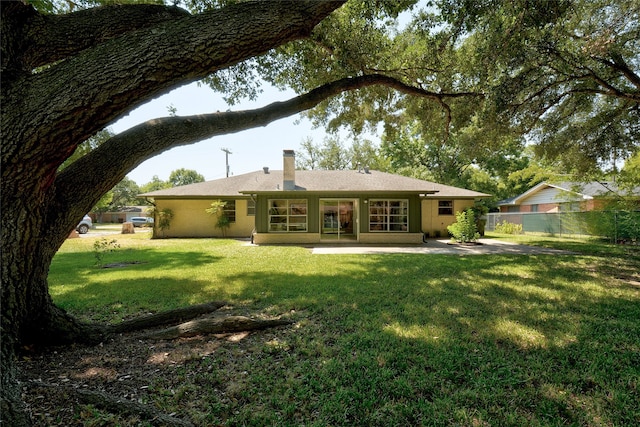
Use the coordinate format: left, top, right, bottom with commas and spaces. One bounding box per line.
320, 199, 357, 241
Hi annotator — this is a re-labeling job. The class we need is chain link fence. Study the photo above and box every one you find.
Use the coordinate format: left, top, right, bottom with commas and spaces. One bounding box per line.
485, 211, 640, 243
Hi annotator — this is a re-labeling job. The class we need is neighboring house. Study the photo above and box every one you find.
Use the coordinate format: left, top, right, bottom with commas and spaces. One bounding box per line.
489, 181, 640, 236
140, 150, 490, 244
96, 206, 151, 223
496, 181, 639, 213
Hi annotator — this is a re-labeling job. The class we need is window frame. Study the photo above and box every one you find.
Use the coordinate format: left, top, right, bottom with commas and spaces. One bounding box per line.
247, 199, 256, 216
438, 200, 453, 215
222, 199, 236, 223
268, 199, 308, 232
368, 199, 409, 232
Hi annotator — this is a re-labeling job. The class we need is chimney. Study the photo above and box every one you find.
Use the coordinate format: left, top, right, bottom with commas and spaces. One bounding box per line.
283, 150, 295, 190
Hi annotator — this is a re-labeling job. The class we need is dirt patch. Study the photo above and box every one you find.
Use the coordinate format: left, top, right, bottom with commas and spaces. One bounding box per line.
18, 314, 289, 426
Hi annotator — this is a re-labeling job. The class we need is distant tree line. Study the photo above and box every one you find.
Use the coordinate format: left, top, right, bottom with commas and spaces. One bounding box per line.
94, 168, 205, 213
296, 135, 640, 207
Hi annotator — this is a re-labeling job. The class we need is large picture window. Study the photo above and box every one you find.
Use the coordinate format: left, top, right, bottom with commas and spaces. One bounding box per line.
269, 199, 307, 232
369, 200, 408, 232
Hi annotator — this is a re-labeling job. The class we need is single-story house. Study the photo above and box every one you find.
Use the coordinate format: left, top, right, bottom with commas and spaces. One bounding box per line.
497, 181, 640, 213
140, 150, 490, 244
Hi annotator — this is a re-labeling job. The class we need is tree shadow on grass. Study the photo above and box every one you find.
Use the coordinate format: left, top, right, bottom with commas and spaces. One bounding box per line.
44, 247, 639, 425
49, 250, 227, 323
51, 248, 223, 272
217, 253, 640, 425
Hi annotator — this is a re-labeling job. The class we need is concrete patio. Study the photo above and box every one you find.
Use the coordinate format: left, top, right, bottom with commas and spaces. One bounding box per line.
310, 238, 575, 255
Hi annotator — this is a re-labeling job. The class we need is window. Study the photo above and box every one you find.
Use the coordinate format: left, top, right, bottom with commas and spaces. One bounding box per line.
369, 200, 408, 232
560, 202, 580, 212
247, 199, 256, 216
268, 199, 307, 232
438, 200, 453, 215
223, 200, 236, 223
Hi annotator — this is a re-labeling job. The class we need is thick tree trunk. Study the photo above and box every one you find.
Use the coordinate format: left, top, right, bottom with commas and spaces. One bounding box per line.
1, 194, 105, 425
1, 2, 345, 423
0, 347, 29, 426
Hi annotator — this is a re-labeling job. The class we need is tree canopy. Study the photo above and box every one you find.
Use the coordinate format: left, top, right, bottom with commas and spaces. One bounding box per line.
452, 0, 640, 175
168, 168, 205, 187
269, 0, 638, 181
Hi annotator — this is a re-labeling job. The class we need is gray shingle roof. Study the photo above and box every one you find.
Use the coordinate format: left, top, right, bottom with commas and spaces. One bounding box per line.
556, 181, 640, 197
140, 170, 490, 198
497, 181, 640, 205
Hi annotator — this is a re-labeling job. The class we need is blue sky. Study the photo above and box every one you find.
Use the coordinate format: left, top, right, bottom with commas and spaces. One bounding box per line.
110, 82, 336, 185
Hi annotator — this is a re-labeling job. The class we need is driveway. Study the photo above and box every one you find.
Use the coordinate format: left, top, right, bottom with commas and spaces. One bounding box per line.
311, 238, 575, 255
78, 227, 152, 238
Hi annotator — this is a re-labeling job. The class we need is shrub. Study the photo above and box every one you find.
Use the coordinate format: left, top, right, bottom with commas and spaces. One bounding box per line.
582, 209, 640, 243
447, 209, 480, 243
494, 220, 523, 235
206, 200, 231, 236
93, 238, 120, 267
151, 208, 174, 238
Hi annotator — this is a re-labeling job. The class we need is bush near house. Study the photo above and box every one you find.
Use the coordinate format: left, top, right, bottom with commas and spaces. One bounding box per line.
447, 208, 480, 243
206, 200, 232, 236
494, 220, 524, 235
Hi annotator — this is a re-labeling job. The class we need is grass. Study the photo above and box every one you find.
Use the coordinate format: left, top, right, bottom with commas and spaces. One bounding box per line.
48, 232, 640, 426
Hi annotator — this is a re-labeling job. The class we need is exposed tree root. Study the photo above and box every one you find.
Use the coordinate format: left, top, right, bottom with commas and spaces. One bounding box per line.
144, 315, 294, 340
109, 301, 227, 334
28, 381, 194, 427
75, 388, 195, 427
22, 304, 294, 424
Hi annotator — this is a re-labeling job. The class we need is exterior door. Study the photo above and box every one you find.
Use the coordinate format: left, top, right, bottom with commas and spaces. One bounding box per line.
320, 199, 357, 241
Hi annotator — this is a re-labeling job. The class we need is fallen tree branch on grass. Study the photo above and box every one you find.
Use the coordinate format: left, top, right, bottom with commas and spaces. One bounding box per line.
109, 301, 227, 334
76, 388, 194, 427
144, 316, 294, 340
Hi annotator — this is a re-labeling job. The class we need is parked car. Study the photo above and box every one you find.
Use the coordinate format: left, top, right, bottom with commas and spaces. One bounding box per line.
130, 217, 153, 227
76, 215, 92, 234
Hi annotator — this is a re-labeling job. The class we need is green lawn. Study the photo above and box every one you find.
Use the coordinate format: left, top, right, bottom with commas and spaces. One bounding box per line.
49, 233, 640, 426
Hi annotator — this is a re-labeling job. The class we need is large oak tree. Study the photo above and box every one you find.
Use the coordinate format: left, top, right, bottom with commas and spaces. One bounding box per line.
4, 0, 637, 424
1, 1, 352, 423
1, 1, 467, 423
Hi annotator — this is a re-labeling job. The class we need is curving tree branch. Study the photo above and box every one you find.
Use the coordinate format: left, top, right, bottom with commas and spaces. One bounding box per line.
2, 1, 346, 178
54, 73, 483, 221
20, 4, 191, 69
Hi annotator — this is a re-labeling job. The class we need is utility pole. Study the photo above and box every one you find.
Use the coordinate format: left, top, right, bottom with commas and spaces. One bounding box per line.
221, 148, 232, 177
